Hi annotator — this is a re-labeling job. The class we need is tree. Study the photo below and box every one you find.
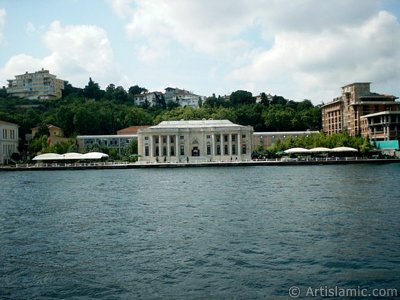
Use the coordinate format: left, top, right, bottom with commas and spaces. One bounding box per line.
128, 85, 148, 96
230, 90, 254, 106
104, 84, 116, 100
263, 106, 296, 131
113, 86, 128, 103
260, 92, 270, 106
83, 78, 103, 100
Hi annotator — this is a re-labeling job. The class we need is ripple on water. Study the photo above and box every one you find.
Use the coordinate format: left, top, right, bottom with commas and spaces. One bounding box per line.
1, 165, 400, 298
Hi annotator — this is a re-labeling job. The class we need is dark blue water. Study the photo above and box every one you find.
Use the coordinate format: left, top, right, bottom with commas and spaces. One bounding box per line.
1, 164, 400, 299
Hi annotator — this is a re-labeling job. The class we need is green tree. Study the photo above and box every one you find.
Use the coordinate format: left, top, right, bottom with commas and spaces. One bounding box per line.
230, 90, 254, 106
83, 78, 103, 100
128, 85, 148, 96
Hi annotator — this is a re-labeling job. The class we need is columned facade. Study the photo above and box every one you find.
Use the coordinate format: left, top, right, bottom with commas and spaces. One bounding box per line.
0, 120, 19, 165
138, 120, 253, 162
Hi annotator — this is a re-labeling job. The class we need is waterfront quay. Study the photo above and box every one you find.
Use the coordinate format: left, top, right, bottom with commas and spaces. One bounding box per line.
1, 157, 400, 171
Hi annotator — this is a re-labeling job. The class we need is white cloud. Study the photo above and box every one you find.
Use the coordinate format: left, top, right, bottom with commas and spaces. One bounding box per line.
0, 21, 114, 88
0, 8, 6, 43
106, 0, 400, 102
228, 10, 400, 102
107, 0, 135, 18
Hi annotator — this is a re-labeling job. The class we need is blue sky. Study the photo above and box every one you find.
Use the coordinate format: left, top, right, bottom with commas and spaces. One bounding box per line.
0, 0, 399, 104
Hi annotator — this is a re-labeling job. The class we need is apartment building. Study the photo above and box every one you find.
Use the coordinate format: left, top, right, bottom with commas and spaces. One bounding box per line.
7, 69, 65, 100
322, 83, 400, 140
164, 87, 204, 108
133, 92, 164, 107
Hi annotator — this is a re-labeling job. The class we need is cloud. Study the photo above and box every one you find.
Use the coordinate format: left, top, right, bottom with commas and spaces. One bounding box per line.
107, 0, 135, 18
228, 10, 400, 102
1, 21, 114, 88
106, 0, 400, 102
0, 8, 5, 43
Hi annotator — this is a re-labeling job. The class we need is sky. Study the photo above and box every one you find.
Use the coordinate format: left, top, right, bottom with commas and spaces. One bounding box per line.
0, 0, 399, 104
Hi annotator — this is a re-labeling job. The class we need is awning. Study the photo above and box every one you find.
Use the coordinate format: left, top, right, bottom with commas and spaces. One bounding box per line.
62, 152, 83, 160
32, 153, 63, 161
33, 152, 109, 161
284, 147, 310, 154
309, 147, 332, 153
81, 152, 109, 159
331, 147, 358, 152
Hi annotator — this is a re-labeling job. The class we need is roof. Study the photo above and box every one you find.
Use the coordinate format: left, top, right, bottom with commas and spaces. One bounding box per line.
32, 152, 109, 161
117, 125, 150, 135
253, 131, 318, 136
284, 147, 310, 154
284, 147, 358, 154
360, 111, 400, 118
0, 120, 19, 127
148, 120, 246, 129
77, 134, 137, 139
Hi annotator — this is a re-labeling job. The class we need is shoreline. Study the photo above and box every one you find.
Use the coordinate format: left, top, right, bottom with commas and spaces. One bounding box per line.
1, 158, 400, 171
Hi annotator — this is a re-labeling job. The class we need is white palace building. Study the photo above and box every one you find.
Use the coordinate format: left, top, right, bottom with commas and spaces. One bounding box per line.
137, 120, 253, 162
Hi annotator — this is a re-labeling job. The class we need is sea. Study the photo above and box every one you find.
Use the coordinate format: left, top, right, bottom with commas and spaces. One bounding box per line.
1, 164, 399, 299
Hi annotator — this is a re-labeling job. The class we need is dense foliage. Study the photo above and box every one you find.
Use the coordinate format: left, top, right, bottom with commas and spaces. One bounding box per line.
0, 78, 332, 158
0, 79, 322, 137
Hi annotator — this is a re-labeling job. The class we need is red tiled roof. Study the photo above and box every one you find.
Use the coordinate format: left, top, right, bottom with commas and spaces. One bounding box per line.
117, 125, 151, 135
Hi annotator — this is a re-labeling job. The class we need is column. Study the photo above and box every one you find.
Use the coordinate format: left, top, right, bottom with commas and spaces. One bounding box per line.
211, 134, 215, 157
175, 135, 179, 158
228, 133, 232, 156
220, 134, 223, 156
167, 135, 171, 157
237, 133, 241, 157
149, 135, 154, 157
158, 135, 162, 156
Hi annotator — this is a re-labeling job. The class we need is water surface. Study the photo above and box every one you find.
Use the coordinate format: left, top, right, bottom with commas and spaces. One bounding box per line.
1, 164, 399, 298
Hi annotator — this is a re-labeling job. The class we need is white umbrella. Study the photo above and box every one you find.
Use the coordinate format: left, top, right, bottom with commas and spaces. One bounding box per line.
62, 152, 83, 160
309, 147, 332, 153
81, 152, 109, 159
331, 146, 358, 152
32, 153, 63, 161
284, 147, 310, 154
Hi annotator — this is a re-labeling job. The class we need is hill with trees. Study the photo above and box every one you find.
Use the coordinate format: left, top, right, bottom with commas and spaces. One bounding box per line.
0, 78, 324, 157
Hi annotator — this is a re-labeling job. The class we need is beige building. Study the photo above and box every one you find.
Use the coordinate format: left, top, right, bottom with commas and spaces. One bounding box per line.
322, 83, 400, 137
252, 131, 319, 149
138, 120, 253, 162
0, 120, 19, 164
7, 69, 65, 100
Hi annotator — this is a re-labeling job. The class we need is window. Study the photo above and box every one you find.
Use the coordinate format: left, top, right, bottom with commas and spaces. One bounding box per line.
232, 145, 236, 155
156, 146, 159, 156
163, 136, 167, 143
180, 135, 184, 140
144, 136, 149, 140
170, 146, 175, 156
207, 143, 211, 155
242, 144, 247, 155
224, 135, 228, 142
232, 135, 236, 142
180, 145, 185, 156
163, 146, 167, 156
145, 145, 149, 156
217, 145, 221, 155
206, 135, 211, 139
216, 135, 220, 142
224, 145, 228, 155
